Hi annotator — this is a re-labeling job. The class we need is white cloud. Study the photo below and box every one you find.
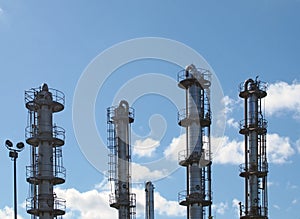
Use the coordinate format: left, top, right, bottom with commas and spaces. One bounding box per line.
267, 133, 295, 164
232, 198, 241, 218
267, 181, 276, 187
292, 199, 298, 205
163, 132, 294, 165
132, 162, 169, 182
222, 95, 236, 114
212, 202, 228, 215
266, 81, 300, 117
213, 133, 294, 165
151, 191, 185, 217
273, 204, 280, 210
227, 118, 239, 129
213, 136, 244, 165
220, 95, 240, 130
163, 133, 185, 161
55, 188, 116, 219
0, 206, 24, 219
55, 185, 185, 219
132, 187, 185, 217
133, 138, 160, 157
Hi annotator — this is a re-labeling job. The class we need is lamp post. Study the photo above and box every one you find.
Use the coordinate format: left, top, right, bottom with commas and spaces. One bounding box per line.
5, 139, 25, 219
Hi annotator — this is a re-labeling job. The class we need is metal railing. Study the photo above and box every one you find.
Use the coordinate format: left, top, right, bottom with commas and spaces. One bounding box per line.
239, 162, 268, 174
178, 189, 212, 203
239, 80, 267, 93
239, 204, 268, 218
25, 87, 65, 106
107, 106, 135, 123
26, 164, 66, 181
178, 148, 210, 163
177, 68, 211, 84
26, 195, 66, 214
177, 106, 211, 124
25, 125, 65, 142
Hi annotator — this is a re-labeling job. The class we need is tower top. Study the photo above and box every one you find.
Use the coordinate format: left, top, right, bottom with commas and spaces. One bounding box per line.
42, 83, 49, 92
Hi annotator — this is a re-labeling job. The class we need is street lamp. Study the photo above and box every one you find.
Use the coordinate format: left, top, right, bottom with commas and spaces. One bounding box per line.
5, 139, 25, 219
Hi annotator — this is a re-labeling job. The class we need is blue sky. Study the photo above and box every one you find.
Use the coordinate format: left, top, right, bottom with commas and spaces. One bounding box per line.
0, 1, 300, 219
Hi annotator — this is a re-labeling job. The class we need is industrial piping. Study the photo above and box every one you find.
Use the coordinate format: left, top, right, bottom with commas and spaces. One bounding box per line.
239, 78, 268, 219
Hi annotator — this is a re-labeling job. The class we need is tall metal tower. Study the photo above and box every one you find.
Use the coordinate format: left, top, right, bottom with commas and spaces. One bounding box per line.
177, 64, 212, 219
239, 78, 268, 219
107, 100, 136, 219
25, 83, 66, 219
145, 181, 154, 219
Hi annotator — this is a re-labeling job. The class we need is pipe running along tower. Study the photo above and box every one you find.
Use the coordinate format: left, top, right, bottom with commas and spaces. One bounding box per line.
177, 64, 212, 219
25, 83, 66, 219
107, 100, 136, 219
239, 78, 268, 219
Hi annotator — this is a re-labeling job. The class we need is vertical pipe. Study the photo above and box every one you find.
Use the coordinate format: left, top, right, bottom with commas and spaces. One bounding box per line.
207, 110, 212, 219
38, 104, 53, 219
187, 70, 203, 219
145, 181, 154, 219
14, 156, 17, 219
244, 93, 248, 215
248, 93, 258, 215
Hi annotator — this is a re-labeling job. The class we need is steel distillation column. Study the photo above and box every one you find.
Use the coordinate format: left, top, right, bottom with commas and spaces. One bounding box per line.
239, 78, 268, 219
178, 64, 212, 219
108, 100, 136, 219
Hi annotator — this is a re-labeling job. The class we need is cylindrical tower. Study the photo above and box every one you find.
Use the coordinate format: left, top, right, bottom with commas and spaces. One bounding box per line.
239, 78, 268, 219
25, 83, 66, 219
145, 181, 154, 219
177, 64, 212, 219
107, 100, 136, 219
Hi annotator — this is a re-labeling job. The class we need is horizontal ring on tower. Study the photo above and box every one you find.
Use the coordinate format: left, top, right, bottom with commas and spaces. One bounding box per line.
26, 195, 66, 216
239, 118, 268, 135
26, 164, 66, 185
239, 80, 267, 99
239, 162, 268, 178
109, 193, 136, 209
177, 68, 211, 89
240, 206, 268, 219
25, 87, 65, 112
177, 107, 211, 127
178, 148, 211, 167
107, 105, 135, 123
25, 125, 65, 146
178, 190, 212, 207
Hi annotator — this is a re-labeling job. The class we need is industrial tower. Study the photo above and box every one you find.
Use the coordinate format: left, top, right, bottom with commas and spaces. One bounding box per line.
177, 64, 212, 219
107, 100, 136, 219
239, 78, 268, 219
145, 181, 155, 219
25, 83, 66, 219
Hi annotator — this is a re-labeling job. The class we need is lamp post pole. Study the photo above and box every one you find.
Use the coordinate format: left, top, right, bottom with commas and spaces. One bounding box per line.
5, 140, 24, 219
